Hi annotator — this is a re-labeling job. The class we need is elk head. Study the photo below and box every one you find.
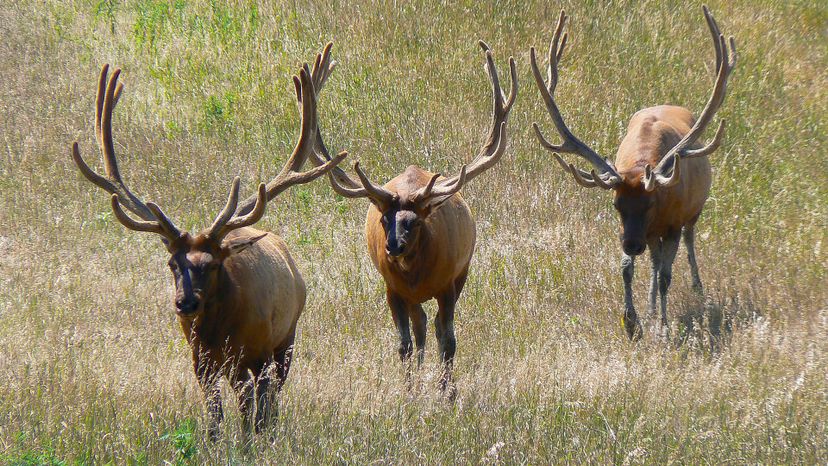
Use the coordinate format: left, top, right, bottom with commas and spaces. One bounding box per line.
72, 64, 346, 315
531, 6, 735, 256
108, 177, 269, 316
300, 41, 516, 259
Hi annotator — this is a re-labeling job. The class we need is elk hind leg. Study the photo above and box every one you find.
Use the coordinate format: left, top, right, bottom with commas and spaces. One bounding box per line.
647, 238, 662, 321
658, 230, 682, 331
258, 332, 296, 430
435, 287, 458, 395
233, 370, 255, 439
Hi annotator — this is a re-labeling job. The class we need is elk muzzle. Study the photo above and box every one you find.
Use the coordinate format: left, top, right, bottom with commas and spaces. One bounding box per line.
622, 238, 646, 256
175, 289, 204, 315
385, 237, 407, 257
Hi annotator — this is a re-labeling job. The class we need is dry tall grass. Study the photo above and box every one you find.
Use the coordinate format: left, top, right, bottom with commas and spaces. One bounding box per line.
0, 0, 825, 463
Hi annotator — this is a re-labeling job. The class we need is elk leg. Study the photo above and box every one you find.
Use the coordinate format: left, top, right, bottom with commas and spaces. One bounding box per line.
194, 357, 223, 441
387, 290, 413, 369
274, 332, 296, 392
254, 368, 273, 433
647, 239, 663, 320
658, 230, 682, 328
258, 332, 296, 429
621, 254, 641, 340
435, 287, 458, 394
409, 303, 427, 368
683, 224, 703, 293
234, 370, 255, 438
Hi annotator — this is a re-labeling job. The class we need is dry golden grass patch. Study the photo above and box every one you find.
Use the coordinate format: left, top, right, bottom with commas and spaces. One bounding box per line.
0, 0, 825, 463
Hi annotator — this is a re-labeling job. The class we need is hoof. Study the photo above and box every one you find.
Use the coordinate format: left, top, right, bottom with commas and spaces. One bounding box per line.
623, 311, 642, 341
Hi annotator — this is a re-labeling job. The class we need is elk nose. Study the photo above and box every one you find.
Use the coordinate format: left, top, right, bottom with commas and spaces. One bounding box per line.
385, 243, 405, 257
175, 298, 198, 314
622, 239, 646, 256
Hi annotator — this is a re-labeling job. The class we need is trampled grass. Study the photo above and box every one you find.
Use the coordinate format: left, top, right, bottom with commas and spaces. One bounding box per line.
0, 0, 825, 463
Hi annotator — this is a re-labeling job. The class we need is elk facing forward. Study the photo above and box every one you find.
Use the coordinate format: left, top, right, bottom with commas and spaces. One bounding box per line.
71, 64, 345, 437
304, 42, 516, 391
531, 6, 736, 339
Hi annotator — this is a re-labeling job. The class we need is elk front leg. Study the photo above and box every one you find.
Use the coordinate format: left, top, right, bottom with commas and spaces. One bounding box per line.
409, 303, 427, 368
621, 253, 641, 340
683, 223, 703, 293
193, 357, 223, 441
387, 290, 414, 375
658, 230, 682, 329
435, 286, 459, 395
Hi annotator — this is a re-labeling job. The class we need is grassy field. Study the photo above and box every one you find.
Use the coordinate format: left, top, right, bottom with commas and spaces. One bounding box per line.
1, 0, 826, 463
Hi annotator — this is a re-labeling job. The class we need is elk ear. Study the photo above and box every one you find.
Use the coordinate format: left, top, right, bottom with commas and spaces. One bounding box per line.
223, 232, 268, 256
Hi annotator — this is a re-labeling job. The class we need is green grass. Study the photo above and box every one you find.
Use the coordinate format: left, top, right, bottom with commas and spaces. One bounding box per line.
0, 0, 826, 463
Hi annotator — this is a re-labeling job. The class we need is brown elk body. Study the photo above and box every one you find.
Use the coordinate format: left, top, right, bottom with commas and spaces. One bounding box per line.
531, 7, 736, 339
71, 64, 345, 437
302, 42, 516, 390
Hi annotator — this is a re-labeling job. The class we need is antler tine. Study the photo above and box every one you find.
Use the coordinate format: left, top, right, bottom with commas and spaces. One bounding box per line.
111, 194, 180, 242
95, 64, 108, 149
210, 182, 269, 240
111, 194, 168, 236
208, 177, 241, 237
353, 161, 397, 205
224, 183, 268, 231
530, 13, 620, 185
145, 202, 181, 239
547, 9, 567, 94
100, 68, 123, 182
645, 153, 682, 191
681, 119, 725, 158
419, 173, 441, 198
311, 41, 337, 92
657, 5, 736, 172
590, 169, 615, 190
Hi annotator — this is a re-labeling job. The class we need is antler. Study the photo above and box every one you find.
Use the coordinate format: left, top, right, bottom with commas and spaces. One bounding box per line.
647, 5, 737, 190
413, 41, 517, 204
205, 177, 269, 240
304, 41, 516, 208
234, 65, 348, 215
531, 10, 621, 190
291, 43, 386, 201
72, 64, 182, 242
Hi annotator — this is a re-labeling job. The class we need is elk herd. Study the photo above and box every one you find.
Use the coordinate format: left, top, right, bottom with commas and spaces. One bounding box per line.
71, 6, 736, 436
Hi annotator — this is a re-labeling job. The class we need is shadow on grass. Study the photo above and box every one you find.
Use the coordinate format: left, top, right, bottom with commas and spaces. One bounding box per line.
669, 285, 764, 355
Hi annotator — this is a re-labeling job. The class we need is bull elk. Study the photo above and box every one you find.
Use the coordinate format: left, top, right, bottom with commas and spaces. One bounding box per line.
71, 64, 345, 437
304, 42, 517, 391
531, 6, 736, 339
